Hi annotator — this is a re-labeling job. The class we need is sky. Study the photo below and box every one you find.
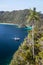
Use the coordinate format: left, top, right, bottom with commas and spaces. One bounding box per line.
0, 0, 43, 13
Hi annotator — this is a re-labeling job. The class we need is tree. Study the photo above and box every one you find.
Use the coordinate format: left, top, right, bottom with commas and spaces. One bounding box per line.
26, 8, 40, 58
27, 8, 40, 27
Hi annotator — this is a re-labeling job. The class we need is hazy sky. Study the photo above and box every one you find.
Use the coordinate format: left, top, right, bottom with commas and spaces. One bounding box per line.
0, 0, 43, 13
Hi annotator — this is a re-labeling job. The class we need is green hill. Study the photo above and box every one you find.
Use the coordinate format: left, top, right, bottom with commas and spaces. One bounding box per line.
0, 9, 43, 26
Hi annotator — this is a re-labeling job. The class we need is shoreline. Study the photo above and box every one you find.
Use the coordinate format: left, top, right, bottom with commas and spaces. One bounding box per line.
0, 23, 18, 25
0, 23, 32, 29
0, 23, 21, 28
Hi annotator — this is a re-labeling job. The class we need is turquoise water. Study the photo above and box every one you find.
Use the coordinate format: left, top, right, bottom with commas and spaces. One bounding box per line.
0, 24, 28, 65
25, 26, 32, 30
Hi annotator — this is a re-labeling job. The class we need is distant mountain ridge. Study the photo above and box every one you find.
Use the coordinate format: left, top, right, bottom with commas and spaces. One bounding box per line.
0, 9, 43, 26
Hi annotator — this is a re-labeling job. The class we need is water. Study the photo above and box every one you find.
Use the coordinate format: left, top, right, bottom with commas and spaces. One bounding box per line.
0, 24, 28, 65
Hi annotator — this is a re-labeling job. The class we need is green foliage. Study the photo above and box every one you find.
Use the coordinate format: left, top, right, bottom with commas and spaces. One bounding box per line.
34, 43, 41, 55
9, 31, 43, 65
27, 8, 40, 25
38, 51, 43, 59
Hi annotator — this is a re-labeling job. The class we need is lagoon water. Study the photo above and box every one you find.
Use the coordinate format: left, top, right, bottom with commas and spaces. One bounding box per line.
0, 24, 28, 65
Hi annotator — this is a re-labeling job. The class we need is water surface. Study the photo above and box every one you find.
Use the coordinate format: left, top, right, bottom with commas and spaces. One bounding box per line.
0, 24, 28, 65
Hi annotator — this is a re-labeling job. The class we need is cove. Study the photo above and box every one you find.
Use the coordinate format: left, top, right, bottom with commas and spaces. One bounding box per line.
0, 24, 28, 65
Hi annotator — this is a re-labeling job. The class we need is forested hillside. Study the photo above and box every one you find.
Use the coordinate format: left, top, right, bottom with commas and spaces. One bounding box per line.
0, 9, 43, 26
